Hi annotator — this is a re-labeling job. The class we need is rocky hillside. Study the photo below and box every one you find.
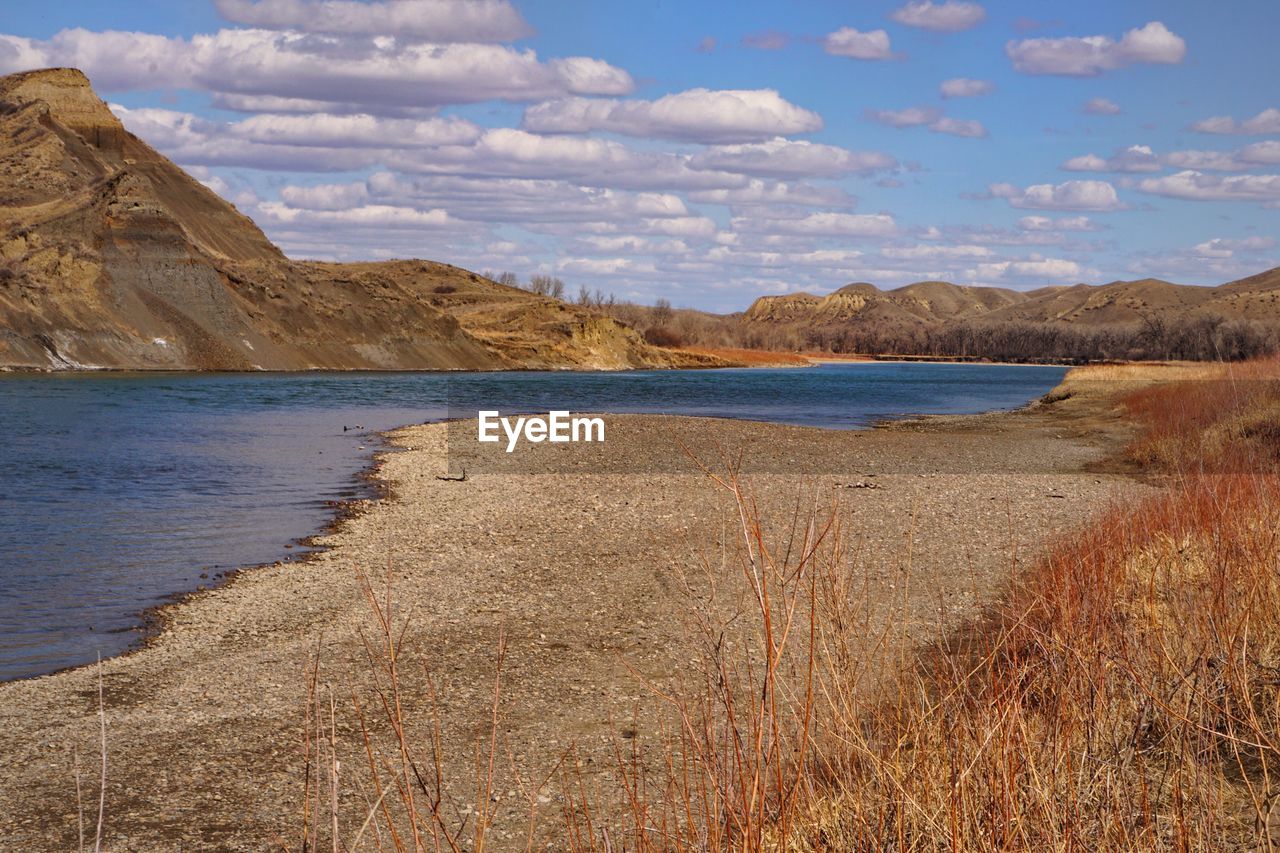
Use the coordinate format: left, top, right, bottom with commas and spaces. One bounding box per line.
0, 68, 710, 371
744, 270, 1280, 333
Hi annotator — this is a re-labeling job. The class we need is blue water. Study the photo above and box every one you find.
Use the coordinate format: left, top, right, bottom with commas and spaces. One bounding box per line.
0, 362, 1066, 680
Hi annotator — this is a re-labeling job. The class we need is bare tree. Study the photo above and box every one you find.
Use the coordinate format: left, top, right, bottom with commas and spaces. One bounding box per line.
652, 298, 673, 327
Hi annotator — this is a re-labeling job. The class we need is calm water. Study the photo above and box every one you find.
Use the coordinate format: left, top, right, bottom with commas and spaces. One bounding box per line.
0, 363, 1066, 680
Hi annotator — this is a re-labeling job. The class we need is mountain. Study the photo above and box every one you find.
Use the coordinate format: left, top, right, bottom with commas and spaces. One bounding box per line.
743, 271, 1280, 333
0, 68, 709, 371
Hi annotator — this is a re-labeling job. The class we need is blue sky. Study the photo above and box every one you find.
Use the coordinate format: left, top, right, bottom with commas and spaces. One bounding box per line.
2, 0, 1277, 309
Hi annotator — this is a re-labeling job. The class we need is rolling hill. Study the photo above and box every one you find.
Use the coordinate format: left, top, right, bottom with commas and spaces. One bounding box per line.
743, 271, 1280, 332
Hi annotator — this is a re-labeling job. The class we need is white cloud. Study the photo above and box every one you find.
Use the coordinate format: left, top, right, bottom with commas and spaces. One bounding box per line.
867, 107, 986, 138
1163, 150, 1250, 172
733, 211, 898, 237
0, 28, 634, 108
1006, 21, 1186, 76
1191, 236, 1276, 258
573, 235, 691, 256
823, 27, 894, 61
280, 182, 370, 210
556, 257, 658, 276
1190, 108, 1280, 136
689, 138, 896, 179
890, 1, 986, 32
974, 257, 1084, 281
1080, 142, 1280, 173
1083, 97, 1121, 115
257, 201, 455, 229
1135, 170, 1280, 204
636, 217, 718, 238
883, 244, 993, 260
230, 112, 482, 148
211, 0, 532, 42
1061, 145, 1160, 173
940, 78, 994, 98
930, 117, 987, 138
687, 180, 852, 207
521, 88, 822, 143
1240, 141, 1280, 165
1018, 215, 1099, 232
989, 179, 1123, 211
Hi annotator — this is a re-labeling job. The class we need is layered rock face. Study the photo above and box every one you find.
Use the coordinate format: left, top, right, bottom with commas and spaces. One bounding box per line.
0, 68, 700, 371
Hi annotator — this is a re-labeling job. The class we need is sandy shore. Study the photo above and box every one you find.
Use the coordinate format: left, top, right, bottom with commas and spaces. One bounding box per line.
0, 388, 1149, 850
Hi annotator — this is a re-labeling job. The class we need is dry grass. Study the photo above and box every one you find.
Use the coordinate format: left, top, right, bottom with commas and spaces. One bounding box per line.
296, 357, 1280, 851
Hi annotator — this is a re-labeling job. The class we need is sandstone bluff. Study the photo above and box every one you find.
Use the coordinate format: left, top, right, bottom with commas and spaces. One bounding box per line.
0, 68, 713, 371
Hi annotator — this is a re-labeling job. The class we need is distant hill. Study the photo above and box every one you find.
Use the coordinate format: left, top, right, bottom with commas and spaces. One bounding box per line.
0, 68, 711, 371
745, 280, 1028, 326
743, 271, 1280, 331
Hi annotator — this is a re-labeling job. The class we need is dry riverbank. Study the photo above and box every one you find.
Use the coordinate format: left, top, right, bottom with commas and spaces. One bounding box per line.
0, 382, 1148, 850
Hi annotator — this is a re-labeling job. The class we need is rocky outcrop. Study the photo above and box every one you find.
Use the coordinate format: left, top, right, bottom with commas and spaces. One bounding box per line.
0, 68, 706, 371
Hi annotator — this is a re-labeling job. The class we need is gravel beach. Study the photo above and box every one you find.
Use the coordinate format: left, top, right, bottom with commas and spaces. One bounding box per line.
0, 388, 1149, 850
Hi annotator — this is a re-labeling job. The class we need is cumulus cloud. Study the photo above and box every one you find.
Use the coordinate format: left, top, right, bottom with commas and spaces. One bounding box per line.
1006, 21, 1186, 76
1083, 97, 1121, 115
686, 180, 853, 207
973, 257, 1084, 281
988, 179, 1123, 211
733, 211, 898, 237
1135, 170, 1280, 205
1241, 141, 1280, 165
689, 138, 897, 179
521, 88, 822, 143
890, 1, 986, 32
882, 244, 993, 260
212, 0, 532, 42
556, 257, 658, 276
1061, 144, 1160, 173
866, 107, 987, 138
230, 112, 482, 148
823, 27, 894, 61
1190, 108, 1280, 136
289, 173, 709, 232
940, 78, 994, 98
0, 28, 633, 108
257, 200, 456, 229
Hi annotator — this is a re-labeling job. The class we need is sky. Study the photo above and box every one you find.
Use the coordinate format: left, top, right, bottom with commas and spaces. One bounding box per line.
1, 0, 1278, 310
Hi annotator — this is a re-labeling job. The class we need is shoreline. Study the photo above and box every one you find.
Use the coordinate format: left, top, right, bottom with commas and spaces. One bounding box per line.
2, 368, 1069, 687
0, 381, 1151, 850
0, 355, 1126, 377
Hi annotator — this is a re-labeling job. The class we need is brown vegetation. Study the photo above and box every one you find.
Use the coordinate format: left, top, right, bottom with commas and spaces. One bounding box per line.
300, 358, 1280, 850
599, 295, 1280, 364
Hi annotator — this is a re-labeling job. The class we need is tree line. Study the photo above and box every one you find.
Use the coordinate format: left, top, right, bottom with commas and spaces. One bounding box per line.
480, 270, 1279, 362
